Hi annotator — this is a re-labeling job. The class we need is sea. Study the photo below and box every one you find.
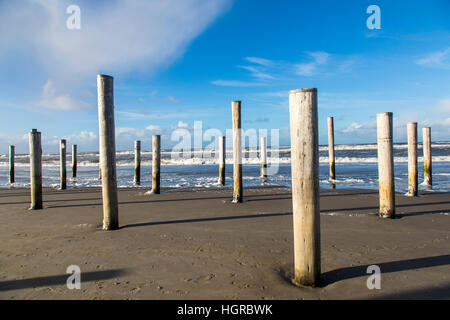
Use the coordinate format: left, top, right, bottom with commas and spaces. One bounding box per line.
0, 142, 449, 193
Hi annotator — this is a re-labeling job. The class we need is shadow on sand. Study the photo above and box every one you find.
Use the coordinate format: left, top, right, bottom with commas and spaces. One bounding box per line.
120, 212, 293, 229
0, 269, 129, 292
320, 254, 450, 287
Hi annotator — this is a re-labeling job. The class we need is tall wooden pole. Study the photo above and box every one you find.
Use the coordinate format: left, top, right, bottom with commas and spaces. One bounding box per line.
289, 88, 321, 287
327, 117, 335, 180
377, 112, 395, 218
151, 135, 161, 194
423, 127, 432, 187
97, 74, 119, 230
29, 129, 43, 210
72, 145, 77, 178
232, 101, 243, 203
134, 140, 141, 185
9, 145, 14, 184
60, 139, 67, 190
407, 122, 418, 196
218, 136, 226, 186
260, 136, 267, 182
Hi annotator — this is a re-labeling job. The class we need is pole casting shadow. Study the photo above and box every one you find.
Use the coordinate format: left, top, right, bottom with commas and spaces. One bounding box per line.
0, 269, 129, 292
320, 254, 450, 287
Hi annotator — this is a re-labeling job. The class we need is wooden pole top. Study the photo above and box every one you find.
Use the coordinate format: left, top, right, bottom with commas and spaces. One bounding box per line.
97, 74, 113, 79
377, 112, 393, 117
289, 88, 317, 94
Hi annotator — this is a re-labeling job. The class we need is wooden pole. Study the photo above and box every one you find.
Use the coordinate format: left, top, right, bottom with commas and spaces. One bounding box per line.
376, 112, 395, 218
151, 135, 161, 194
9, 145, 14, 184
289, 88, 321, 287
218, 136, 225, 186
29, 129, 43, 210
423, 127, 432, 187
260, 136, 267, 182
72, 145, 77, 178
60, 139, 67, 190
134, 140, 141, 185
97, 74, 119, 230
232, 101, 243, 203
327, 117, 335, 180
407, 122, 418, 196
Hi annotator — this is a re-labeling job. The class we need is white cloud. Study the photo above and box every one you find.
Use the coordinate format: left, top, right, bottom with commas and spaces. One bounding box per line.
309, 51, 329, 64
435, 98, 450, 114
295, 63, 317, 76
244, 57, 272, 66
0, 0, 230, 80
146, 125, 162, 131
168, 95, 180, 103
237, 65, 274, 80
37, 80, 89, 111
210, 79, 268, 87
416, 48, 450, 69
341, 122, 375, 133
64, 131, 97, 144
294, 51, 330, 76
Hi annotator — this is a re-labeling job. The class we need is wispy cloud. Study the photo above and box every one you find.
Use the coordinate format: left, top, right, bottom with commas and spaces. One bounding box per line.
308, 51, 329, 64
244, 57, 273, 66
416, 48, 450, 69
210, 79, 268, 87
37, 80, 90, 111
146, 125, 162, 131
295, 51, 329, 76
212, 52, 359, 86
237, 65, 274, 80
168, 95, 180, 103
435, 98, 450, 114
295, 62, 317, 76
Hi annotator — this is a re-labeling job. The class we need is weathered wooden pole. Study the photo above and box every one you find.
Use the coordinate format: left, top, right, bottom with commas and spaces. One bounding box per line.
218, 136, 226, 186
97, 74, 119, 230
134, 140, 141, 185
232, 101, 243, 203
289, 88, 321, 287
376, 112, 395, 218
327, 117, 335, 180
9, 145, 14, 184
260, 136, 267, 182
423, 127, 432, 187
407, 122, 418, 196
151, 135, 161, 194
72, 145, 77, 178
29, 129, 43, 210
60, 139, 67, 190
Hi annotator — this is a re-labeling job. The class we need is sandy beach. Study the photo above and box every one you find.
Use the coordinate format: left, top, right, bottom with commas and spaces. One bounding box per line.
0, 185, 448, 300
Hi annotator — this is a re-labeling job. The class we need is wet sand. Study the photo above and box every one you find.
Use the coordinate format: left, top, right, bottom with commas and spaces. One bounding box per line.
0, 186, 449, 299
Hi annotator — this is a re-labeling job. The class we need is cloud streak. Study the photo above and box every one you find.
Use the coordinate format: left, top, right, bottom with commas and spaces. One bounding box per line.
416, 48, 450, 69
295, 51, 329, 76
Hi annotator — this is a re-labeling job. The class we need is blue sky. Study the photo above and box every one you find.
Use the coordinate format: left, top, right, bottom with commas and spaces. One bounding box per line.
0, 0, 449, 153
